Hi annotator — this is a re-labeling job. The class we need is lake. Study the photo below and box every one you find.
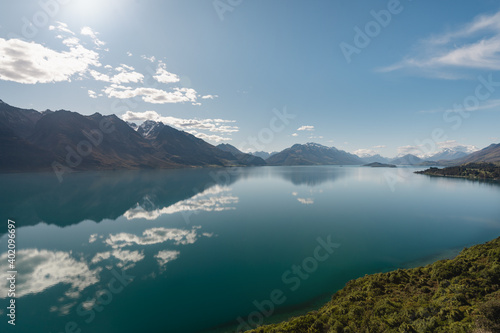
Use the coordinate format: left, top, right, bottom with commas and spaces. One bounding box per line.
0, 166, 499, 333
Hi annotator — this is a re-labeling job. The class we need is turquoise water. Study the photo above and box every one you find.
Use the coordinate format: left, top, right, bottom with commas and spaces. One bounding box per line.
0, 166, 499, 333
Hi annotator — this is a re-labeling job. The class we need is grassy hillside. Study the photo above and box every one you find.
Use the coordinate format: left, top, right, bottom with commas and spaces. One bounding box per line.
416, 163, 500, 180
246, 237, 500, 333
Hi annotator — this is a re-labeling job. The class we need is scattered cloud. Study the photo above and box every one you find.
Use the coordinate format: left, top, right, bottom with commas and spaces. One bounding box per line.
379, 10, 500, 76
80, 26, 106, 48
354, 145, 387, 157
153, 61, 180, 83
292, 133, 298, 137
201, 94, 218, 99
0, 37, 100, 84
188, 131, 231, 142
103, 85, 197, 104
141, 55, 156, 63
48, 21, 75, 35
126, 51, 133, 57
88, 89, 97, 98
89, 65, 144, 85
297, 125, 315, 131
353, 149, 378, 158
121, 110, 238, 143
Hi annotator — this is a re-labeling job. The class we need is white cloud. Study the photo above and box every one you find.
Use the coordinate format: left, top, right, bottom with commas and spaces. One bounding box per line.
380, 10, 500, 75
189, 131, 231, 143
354, 149, 378, 158
0, 38, 100, 84
201, 94, 218, 99
121, 110, 238, 137
292, 133, 298, 137
90, 65, 144, 84
49, 21, 75, 35
126, 51, 133, 57
153, 62, 180, 83
81, 26, 106, 48
354, 145, 386, 157
104, 85, 197, 104
141, 55, 156, 63
88, 90, 97, 98
62, 37, 80, 47
297, 125, 315, 131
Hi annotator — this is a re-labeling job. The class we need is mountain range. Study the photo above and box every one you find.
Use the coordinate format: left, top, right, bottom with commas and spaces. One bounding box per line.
1, 100, 499, 174
0, 100, 262, 174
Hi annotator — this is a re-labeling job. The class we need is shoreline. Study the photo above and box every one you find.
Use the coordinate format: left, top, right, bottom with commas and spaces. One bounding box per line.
204, 246, 466, 333
243, 236, 500, 333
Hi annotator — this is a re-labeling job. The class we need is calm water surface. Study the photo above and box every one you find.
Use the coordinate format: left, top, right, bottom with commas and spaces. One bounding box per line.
0, 166, 499, 333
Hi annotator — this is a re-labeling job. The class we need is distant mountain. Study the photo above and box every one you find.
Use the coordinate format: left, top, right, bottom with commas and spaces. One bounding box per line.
251, 151, 278, 160
456, 143, 500, 164
0, 100, 261, 173
216, 143, 266, 166
266, 143, 363, 166
360, 154, 391, 164
216, 143, 246, 156
390, 154, 423, 165
426, 147, 475, 161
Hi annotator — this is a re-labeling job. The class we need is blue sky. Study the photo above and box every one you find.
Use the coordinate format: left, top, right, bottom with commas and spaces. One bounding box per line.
1, 0, 500, 158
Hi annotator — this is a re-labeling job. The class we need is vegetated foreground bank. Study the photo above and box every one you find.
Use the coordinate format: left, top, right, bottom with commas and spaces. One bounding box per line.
245, 237, 500, 333
415, 163, 500, 181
